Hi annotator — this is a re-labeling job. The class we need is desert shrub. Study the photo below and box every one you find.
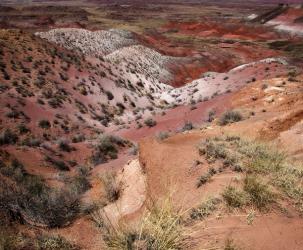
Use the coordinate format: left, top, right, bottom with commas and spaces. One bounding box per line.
38, 119, 51, 129
6, 110, 20, 119
45, 156, 69, 171
199, 138, 227, 162
219, 110, 243, 126
190, 197, 221, 220
222, 186, 248, 208
144, 118, 157, 128
72, 134, 85, 143
156, 131, 170, 141
181, 121, 194, 131
99, 172, 120, 203
197, 168, 217, 188
58, 139, 74, 152
128, 144, 138, 156
21, 136, 41, 147
68, 167, 91, 195
21, 188, 80, 227
224, 239, 239, 250
0, 129, 18, 145
0, 160, 80, 228
91, 135, 126, 165
105, 91, 114, 101
244, 175, 275, 210
208, 109, 216, 122
37, 235, 79, 250
17, 123, 30, 134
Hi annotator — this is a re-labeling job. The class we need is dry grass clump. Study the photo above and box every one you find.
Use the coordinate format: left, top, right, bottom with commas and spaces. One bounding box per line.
244, 175, 275, 210
99, 172, 121, 203
92, 199, 188, 250
222, 186, 248, 208
224, 239, 240, 250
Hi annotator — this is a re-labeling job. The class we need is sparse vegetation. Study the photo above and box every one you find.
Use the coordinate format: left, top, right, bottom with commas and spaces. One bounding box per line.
199, 136, 301, 211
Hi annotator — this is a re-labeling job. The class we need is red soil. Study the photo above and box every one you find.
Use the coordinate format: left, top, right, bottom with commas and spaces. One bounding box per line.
162, 20, 282, 41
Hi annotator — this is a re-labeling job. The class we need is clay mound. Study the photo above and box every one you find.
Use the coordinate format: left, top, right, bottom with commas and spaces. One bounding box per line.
160, 57, 291, 106
36, 28, 138, 56
105, 44, 176, 82
267, 7, 303, 36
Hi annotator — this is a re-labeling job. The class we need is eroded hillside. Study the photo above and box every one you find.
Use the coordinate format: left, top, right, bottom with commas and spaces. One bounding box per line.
0, 2, 303, 250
